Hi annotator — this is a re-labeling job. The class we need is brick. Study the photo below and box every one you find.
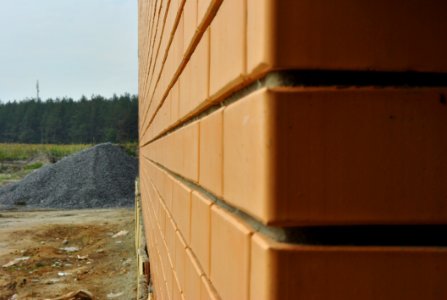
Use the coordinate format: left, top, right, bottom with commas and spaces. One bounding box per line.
162, 282, 170, 300
163, 122, 199, 182
158, 198, 167, 237
200, 276, 219, 300
164, 246, 175, 300
183, 0, 197, 52
184, 249, 203, 300
170, 0, 181, 12
166, 216, 177, 263
170, 82, 180, 124
187, 30, 210, 113
174, 230, 187, 291
172, 269, 182, 295
172, 178, 192, 243
163, 42, 176, 93
210, 205, 251, 300
156, 245, 167, 283
158, 90, 171, 133
172, 272, 184, 300
161, 172, 174, 210
251, 233, 447, 300
179, 61, 193, 119
247, 0, 447, 74
190, 191, 213, 275
223, 88, 273, 223
166, 132, 179, 173
224, 87, 447, 225
199, 108, 223, 197
166, 0, 179, 39
197, 0, 212, 25
178, 121, 199, 181
179, 29, 210, 118
173, 13, 184, 74
209, 0, 245, 97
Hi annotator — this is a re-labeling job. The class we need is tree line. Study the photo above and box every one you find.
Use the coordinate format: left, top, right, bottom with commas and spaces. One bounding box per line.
0, 94, 138, 144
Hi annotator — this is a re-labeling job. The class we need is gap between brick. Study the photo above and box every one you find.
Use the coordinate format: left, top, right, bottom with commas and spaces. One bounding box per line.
141, 69, 447, 147
143, 156, 447, 247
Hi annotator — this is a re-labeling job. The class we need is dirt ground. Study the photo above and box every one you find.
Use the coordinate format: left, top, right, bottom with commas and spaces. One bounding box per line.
0, 209, 137, 300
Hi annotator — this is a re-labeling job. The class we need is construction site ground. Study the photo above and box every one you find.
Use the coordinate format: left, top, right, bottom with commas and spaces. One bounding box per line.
0, 208, 136, 300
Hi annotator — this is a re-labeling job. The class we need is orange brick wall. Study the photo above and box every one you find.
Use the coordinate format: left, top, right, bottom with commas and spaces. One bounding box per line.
139, 1, 447, 299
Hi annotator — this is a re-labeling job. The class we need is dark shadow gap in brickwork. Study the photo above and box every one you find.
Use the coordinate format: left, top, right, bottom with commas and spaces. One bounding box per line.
283, 225, 447, 247
144, 156, 447, 247
268, 70, 447, 88
141, 69, 447, 147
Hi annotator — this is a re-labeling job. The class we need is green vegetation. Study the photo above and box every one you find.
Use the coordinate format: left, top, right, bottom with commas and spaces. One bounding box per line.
24, 162, 43, 170
0, 169, 32, 186
0, 144, 92, 186
0, 144, 91, 161
0, 93, 138, 144
119, 142, 138, 157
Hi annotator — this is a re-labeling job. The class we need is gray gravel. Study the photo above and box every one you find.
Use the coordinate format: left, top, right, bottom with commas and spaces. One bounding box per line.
0, 143, 138, 209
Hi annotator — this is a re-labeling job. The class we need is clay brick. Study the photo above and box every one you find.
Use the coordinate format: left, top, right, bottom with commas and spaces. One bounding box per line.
183, 0, 197, 52
165, 0, 179, 38
224, 87, 447, 225
152, 121, 199, 181
156, 245, 167, 282
251, 233, 447, 300
190, 191, 213, 275
209, 0, 245, 97
247, 0, 447, 74
178, 121, 199, 181
163, 42, 176, 93
166, 132, 179, 174
210, 205, 251, 300
166, 215, 177, 262
199, 108, 223, 197
179, 61, 193, 119
163, 244, 174, 300
180, 30, 210, 118
159, 88, 171, 132
175, 230, 187, 291
197, 0, 211, 25
174, 13, 184, 71
161, 172, 173, 210
170, 82, 180, 124
162, 282, 170, 300
200, 276, 219, 300
172, 269, 182, 295
223, 89, 273, 223
158, 198, 167, 236
159, 39, 170, 84
172, 273, 184, 300
184, 249, 203, 300
171, 178, 192, 243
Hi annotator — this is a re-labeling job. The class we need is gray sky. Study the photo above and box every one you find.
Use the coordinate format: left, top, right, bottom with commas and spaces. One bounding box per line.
0, 0, 137, 102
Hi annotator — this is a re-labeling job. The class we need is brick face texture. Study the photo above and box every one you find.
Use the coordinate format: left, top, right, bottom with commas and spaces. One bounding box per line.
139, 0, 447, 299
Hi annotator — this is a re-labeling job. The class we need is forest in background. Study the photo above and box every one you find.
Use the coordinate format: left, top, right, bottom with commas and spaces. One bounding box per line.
0, 94, 138, 144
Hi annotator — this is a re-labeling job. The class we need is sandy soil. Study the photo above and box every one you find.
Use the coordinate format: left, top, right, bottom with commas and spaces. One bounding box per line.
0, 209, 136, 300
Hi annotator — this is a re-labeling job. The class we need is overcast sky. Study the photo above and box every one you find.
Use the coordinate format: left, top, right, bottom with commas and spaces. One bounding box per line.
0, 0, 137, 102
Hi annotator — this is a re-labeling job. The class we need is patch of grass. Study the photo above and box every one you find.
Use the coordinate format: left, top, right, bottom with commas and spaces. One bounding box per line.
0, 144, 91, 186
0, 168, 36, 186
0, 173, 21, 181
24, 162, 43, 170
119, 142, 138, 157
0, 144, 91, 161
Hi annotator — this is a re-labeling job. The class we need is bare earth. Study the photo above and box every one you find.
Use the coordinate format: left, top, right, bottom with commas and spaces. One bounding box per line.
0, 209, 136, 300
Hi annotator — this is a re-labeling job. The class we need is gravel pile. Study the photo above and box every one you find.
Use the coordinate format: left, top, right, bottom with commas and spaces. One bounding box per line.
0, 143, 138, 209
